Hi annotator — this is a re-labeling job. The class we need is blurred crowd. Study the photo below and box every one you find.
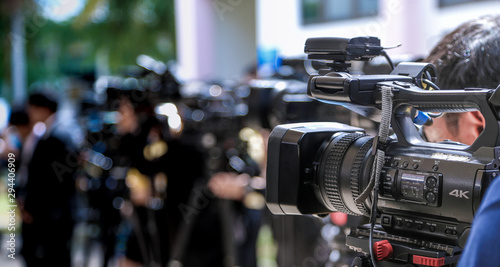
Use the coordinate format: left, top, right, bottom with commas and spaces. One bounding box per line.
0, 56, 370, 267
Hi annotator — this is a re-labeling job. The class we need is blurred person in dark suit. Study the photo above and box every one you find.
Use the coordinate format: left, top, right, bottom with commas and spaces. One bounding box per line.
21, 91, 78, 266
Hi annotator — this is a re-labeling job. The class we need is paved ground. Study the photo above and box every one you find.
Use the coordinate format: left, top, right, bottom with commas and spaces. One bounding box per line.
0, 232, 115, 267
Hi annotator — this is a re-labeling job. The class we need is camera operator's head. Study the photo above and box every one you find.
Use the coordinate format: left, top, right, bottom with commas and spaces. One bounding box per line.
27, 90, 59, 125
423, 14, 500, 145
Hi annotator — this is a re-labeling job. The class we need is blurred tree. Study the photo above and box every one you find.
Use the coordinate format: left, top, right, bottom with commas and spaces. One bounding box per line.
73, 0, 176, 75
0, 0, 176, 102
1, 0, 29, 104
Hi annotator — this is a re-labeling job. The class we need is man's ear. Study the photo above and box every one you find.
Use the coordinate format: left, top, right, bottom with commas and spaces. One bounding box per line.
469, 110, 485, 132
457, 111, 485, 145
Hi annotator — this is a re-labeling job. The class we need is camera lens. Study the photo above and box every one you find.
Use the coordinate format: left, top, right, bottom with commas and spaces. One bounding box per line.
315, 132, 374, 216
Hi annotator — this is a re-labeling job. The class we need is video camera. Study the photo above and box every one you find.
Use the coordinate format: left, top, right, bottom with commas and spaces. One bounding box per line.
177, 81, 260, 176
266, 36, 500, 266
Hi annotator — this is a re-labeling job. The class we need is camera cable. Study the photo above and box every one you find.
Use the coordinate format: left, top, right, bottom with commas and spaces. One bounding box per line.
380, 50, 395, 71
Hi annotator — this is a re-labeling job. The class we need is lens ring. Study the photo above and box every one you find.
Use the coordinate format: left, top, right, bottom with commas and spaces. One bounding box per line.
317, 132, 366, 215
348, 136, 374, 216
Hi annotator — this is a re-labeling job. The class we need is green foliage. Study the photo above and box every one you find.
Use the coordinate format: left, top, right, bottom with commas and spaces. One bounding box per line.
0, 0, 176, 100
75, 0, 176, 71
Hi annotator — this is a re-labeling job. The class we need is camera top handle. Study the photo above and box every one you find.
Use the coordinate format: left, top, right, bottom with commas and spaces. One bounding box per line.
309, 69, 500, 154
305, 36, 500, 155
388, 84, 500, 154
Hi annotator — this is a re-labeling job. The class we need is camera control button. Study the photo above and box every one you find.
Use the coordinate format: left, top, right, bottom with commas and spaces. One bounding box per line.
406, 222, 413, 228
445, 229, 457, 235
392, 160, 399, 167
416, 224, 423, 230
382, 215, 392, 226
426, 177, 437, 189
432, 165, 439, 171
412, 162, 419, 169
402, 161, 409, 168
426, 192, 436, 203
396, 220, 403, 227
430, 226, 436, 232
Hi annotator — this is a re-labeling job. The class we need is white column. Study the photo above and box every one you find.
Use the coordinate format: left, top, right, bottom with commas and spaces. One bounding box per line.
174, 0, 215, 81
379, 0, 439, 56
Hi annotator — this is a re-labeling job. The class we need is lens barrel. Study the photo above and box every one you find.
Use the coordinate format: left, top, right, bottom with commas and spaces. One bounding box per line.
316, 132, 374, 216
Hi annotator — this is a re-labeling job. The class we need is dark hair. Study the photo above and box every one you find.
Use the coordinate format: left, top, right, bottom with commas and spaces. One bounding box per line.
425, 14, 500, 90
28, 91, 59, 113
425, 15, 500, 135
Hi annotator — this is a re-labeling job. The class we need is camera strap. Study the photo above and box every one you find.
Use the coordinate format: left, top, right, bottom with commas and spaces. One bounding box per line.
356, 85, 394, 267
355, 85, 393, 205
371, 136, 387, 156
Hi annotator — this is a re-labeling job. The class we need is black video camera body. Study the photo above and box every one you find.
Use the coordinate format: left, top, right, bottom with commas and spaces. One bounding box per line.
266, 37, 500, 251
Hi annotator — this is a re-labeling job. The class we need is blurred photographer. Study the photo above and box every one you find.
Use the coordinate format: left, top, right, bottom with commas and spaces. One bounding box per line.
21, 90, 78, 266
420, 15, 500, 266
115, 94, 204, 267
169, 82, 267, 267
